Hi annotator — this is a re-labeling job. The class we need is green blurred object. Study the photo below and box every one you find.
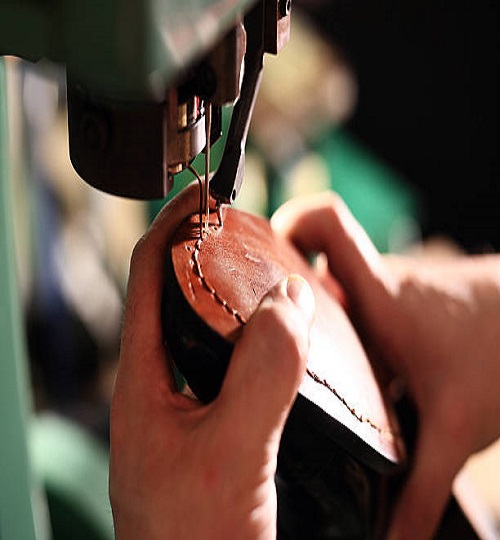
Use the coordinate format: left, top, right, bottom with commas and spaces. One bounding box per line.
316, 128, 422, 253
270, 127, 422, 253
0, 57, 40, 540
31, 414, 114, 540
0, 0, 255, 100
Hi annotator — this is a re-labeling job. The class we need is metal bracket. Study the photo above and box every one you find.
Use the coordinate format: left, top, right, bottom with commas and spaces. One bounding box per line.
210, 0, 291, 204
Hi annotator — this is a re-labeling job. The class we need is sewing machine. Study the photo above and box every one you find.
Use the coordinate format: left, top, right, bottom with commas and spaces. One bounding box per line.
0, 0, 290, 537
1, 0, 290, 198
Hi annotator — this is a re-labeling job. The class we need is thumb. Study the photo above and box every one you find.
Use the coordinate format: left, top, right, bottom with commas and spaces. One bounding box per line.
217, 275, 315, 454
388, 422, 464, 540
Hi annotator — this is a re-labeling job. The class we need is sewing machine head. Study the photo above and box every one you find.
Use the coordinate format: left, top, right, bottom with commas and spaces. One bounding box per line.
0, 0, 291, 202
67, 22, 248, 200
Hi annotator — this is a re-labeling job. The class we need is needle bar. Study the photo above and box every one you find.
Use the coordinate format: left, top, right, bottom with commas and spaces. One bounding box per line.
204, 103, 212, 232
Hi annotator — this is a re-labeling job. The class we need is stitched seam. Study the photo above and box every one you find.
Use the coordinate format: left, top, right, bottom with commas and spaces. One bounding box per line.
192, 235, 247, 325
191, 232, 396, 438
306, 368, 396, 438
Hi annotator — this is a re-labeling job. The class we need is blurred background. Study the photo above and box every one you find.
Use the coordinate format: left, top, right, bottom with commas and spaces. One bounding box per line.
3, 1, 500, 537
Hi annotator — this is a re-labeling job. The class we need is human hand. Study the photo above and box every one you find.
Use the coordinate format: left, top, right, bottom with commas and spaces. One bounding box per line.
109, 185, 315, 539
272, 192, 500, 539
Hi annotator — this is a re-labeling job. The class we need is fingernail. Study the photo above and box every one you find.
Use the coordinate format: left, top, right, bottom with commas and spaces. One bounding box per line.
286, 275, 315, 324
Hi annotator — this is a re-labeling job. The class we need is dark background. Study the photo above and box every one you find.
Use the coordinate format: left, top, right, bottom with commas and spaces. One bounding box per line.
300, 0, 500, 252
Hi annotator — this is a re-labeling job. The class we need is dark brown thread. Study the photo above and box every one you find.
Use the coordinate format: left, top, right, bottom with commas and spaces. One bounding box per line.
191, 231, 396, 438
192, 234, 247, 325
306, 368, 396, 438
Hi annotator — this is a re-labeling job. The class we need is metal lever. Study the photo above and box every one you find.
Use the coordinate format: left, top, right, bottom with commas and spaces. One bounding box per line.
210, 3, 265, 205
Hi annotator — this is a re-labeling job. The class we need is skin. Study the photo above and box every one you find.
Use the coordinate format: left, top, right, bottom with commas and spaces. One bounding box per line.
109, 184, 316, 539
271, 191, 500, 540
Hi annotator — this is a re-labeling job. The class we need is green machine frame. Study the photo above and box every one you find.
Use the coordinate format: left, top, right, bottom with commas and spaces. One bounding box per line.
0, 56, 44, 540
0, 0, 254, 100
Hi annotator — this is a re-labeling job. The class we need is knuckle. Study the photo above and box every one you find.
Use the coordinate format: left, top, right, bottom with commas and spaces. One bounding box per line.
325, 190, 342, 207
324, 191, 347, 221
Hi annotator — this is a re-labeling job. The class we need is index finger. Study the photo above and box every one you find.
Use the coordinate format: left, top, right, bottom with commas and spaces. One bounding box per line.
271, 192, 401, 361
271, 192, 383, 297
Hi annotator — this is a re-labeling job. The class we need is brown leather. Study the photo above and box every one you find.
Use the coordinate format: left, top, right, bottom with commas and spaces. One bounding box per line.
167, 207, 403, 469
